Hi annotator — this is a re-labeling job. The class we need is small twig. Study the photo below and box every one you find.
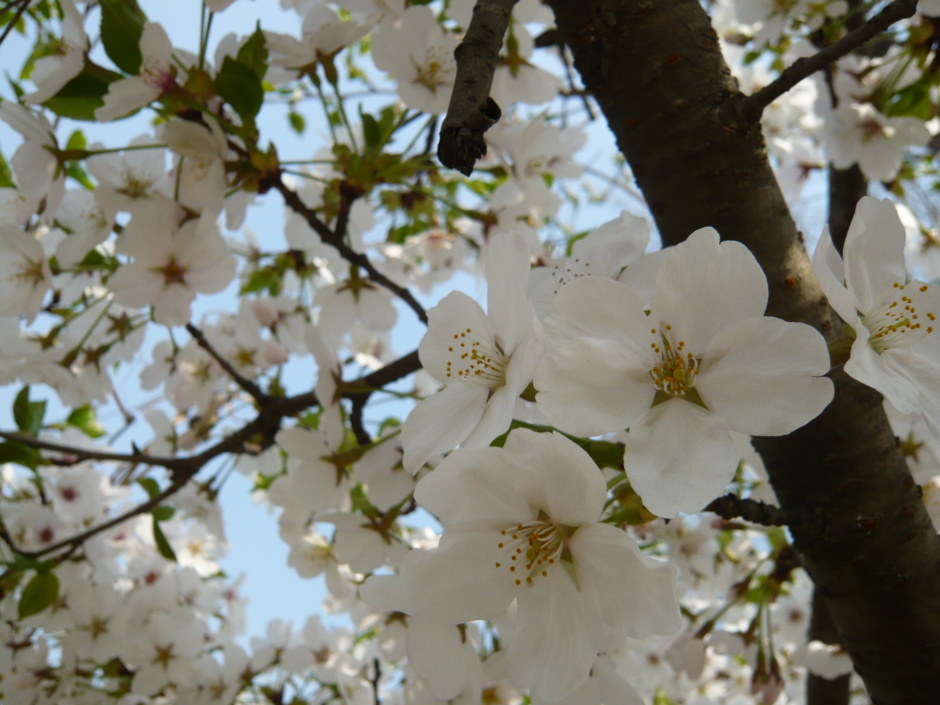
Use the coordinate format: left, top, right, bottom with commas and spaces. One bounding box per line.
185, 323, 270, 404
275, 180, 428, 324
349, 394, 371, 446
370, 657, 382, 705
0, 349, 424, 558
705, 493, 788, 527
12, 475, 188, 560
438, 0, 519, 175
737, 0, 918, 122
0, 0, 32, 50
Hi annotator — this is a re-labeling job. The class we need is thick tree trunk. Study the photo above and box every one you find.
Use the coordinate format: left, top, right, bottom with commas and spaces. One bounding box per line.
546, 1, 940, 703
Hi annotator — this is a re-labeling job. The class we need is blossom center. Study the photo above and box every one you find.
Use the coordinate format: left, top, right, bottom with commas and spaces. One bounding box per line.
444, 327, 508, 388
863, 282, 936, 352
493, 516, 575, 587
413, 47, 453, 91
649, 324, 699, 397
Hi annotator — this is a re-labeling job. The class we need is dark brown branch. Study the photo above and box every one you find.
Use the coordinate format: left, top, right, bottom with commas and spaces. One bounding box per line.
185, 323, 271, 403
737, 0, 918, 122
274, 180, 428, 324
437, 0, 517, 175
547, 1, 940, 702
705, 494, 788, 527
807, 586, 852, 705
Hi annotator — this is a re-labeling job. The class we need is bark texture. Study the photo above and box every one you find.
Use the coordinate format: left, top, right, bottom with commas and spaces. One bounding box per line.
545, 1, 940, 703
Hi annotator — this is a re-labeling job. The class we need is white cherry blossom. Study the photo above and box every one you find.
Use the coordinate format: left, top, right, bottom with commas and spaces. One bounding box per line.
401, 232, 541, 472
109, 214, 237, 326
22, 0, 87, 105
536, 228, 834, 517
96, 22, 179, 122
362, 429, 680, 702
813, 196, 940, 428
371, 6, 458, 114
822, 102, 930, 182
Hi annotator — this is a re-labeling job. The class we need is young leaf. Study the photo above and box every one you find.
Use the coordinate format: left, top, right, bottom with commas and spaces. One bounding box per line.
138, 477, 161, 500
236, 25, 268, 79
43, 68, 120, 121
66, 405, 106, 438
17, 571, 60, 620
214, 56, 264, 125
152, 517, 177, 562
0, 442, 40, 470
99, 0, 146, 75
13, 387, 46, 435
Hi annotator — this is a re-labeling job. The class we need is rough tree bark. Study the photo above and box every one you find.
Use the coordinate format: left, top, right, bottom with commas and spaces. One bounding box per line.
543, 1, 940, 703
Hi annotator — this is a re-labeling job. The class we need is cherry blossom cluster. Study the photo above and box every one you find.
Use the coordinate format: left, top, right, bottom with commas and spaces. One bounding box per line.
0, 1, 939, 704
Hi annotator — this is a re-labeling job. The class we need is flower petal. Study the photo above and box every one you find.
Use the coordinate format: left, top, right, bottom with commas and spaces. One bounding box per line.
572, 523, 681, 639
697, 317, 833, 436
544, 276, 649, 352
843, 197, 907, 314
401, 384, 487, 472
535, 337, 653, 437
651, 228, 768, 353
626, 401, 739, 518
419, 291, 497, 384
486, 232, 535, 354
811, 226, 859, 326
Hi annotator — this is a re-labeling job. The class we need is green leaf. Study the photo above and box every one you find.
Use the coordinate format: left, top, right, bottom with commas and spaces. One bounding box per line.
99, 0, 146, 75
288, 110, 305, 135
65, 130, 87, 151
361, 113, 380, 151
13, 387, 46, 435
885, 80, 934, 122
152, 517, 177, 561
18, 571, 59, 620
236, 25, 268, 79
0, 442, 40, 470
152, 505, 175, 522
214, 56, 264, 125
43, 67, 121, 121
0, 152, 14, 188
239, 266, 282, 296
66, 405, 106, 438
138, 477, 161, 500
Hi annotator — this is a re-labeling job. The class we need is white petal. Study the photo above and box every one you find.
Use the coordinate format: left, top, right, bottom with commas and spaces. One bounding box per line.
843, 197, 907, 314
544, 276, 649, 352
572, 523, 681, 638
401, 384, 487, 473
415, 446, 533, 525
402, 527, 517, 624
502, 430, 607, 525
460, 385, 516, 450
407, 619, 481, 701
626, 402, 739, 518
419, 291, 497, 384
811, 226, 859, 325
535, 337, 653, 437
486, 232, 534, 354
651, 228, 768, 352
509, 568, 600, 700
697, 317, 834, 436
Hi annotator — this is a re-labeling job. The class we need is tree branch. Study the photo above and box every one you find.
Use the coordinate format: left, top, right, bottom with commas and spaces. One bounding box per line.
737, 0, 918, 122
705, 494, 788, 527
185, 323, 271, 404
275, 179, 429, 324
437, 0, 517, 175
547, 1, 940, 702
0, 349, 423, 559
